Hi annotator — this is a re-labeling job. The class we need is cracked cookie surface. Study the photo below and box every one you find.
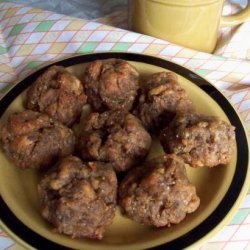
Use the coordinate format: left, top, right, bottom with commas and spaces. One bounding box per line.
0, 110, 75, 170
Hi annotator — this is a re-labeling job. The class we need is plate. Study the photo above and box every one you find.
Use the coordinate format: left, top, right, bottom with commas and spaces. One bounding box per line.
0, 52, 249, 250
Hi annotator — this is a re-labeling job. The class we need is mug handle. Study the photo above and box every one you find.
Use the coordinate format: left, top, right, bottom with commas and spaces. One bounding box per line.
221, 1, 250, 27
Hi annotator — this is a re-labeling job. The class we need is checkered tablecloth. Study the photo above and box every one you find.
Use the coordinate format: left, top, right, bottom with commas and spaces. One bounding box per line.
0, 1, 250, 249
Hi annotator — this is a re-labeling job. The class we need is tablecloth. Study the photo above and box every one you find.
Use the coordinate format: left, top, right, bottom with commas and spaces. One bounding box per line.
0, 1, 250, 249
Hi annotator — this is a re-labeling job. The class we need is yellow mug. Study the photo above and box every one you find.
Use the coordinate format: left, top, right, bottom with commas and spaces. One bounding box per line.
128, 0, 250, 52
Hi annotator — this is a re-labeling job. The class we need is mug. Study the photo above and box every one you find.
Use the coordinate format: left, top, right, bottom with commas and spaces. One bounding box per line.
128, 0, 250, 52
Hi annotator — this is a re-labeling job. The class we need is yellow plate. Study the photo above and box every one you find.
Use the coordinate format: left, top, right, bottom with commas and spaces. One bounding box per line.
0, 53, 249, 250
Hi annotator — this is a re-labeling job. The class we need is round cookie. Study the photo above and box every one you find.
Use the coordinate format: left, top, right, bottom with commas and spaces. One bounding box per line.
76, 110, 152, 172
26, 65, 87, 127
0, 110, 75, 170
83, 58, 139, 111
38, 156, 117, 239
119, 154, 200, 227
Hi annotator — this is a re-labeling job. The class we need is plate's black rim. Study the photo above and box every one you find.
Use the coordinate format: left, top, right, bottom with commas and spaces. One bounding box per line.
0, 52, 248, 250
